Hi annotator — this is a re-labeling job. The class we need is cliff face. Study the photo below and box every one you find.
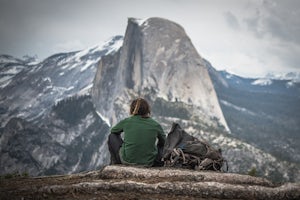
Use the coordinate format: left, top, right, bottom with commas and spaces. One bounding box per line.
1, 165, 299, 200
92, 17, 229, 130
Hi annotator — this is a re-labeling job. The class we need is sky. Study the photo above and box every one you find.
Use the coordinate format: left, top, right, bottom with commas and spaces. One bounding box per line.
0, 0, 300, 78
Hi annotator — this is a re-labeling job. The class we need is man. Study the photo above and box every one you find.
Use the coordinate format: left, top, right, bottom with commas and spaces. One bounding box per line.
108, 98, 166, 167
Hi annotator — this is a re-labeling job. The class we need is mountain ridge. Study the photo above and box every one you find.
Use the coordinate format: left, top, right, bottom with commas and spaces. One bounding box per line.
206, 60, 300, 168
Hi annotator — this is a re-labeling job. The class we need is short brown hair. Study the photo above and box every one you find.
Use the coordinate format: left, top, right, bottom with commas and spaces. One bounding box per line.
130, 98, 151, 116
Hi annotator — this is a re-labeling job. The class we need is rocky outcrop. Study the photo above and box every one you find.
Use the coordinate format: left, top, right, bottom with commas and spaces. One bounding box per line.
1, 165, 299, 200
92, 17, 229, 130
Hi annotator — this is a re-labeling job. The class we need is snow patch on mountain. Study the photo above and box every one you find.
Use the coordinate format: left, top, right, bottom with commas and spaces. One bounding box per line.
266, 72, 300, 82
0, 78, 12, 88
78, 36, 123, 58
80, 60, 94, 72
225, 73, 233, 79
131, 17, 148, 26
0, 61, 27, 88
286, 81, 296, 88
220, 100, 256, 116
251, 78, 272, 86
95, 111, 111, 127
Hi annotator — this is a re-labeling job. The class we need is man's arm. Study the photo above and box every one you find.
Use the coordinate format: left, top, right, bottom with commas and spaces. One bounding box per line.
111, 120, 125, 134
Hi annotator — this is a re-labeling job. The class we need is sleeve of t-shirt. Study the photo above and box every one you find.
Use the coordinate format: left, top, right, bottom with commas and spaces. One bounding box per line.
111, 119, 126, 134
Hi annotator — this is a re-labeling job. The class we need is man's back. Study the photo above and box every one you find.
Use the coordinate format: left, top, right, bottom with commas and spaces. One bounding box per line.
111, 115, 165, 166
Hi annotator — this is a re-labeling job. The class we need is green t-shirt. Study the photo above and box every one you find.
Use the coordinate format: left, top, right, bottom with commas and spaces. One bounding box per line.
111, 115, 166, 166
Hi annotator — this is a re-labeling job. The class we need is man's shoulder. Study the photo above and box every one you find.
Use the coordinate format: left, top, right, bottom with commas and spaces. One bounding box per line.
148, 117, 163, 127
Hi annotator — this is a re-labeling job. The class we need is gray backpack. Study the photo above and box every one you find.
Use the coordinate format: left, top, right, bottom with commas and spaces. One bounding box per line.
163, 123, 228, 171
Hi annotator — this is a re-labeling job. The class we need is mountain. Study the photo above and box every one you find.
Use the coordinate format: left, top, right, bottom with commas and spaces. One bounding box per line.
92, 17, 228, 131
207, 60, 300, 170
0, 17, 299, 182
0, 36, 123, 126
0, 36, 123, 175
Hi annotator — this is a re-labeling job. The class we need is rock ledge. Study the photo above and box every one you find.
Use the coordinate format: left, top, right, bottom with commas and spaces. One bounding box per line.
1, 165, 299, 199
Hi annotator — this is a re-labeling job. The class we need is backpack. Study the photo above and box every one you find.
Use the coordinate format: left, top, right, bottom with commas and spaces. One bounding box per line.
163, 123, 228, 171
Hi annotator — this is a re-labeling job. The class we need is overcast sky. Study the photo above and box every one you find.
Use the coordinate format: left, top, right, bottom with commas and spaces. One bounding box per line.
1, 0, 299, 77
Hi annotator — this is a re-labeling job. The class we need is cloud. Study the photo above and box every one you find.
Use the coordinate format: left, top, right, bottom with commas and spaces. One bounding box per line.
217, 0, 300, 76
0, 0, 299, 77
224, 11, 240, 30
243, 0, 300, 44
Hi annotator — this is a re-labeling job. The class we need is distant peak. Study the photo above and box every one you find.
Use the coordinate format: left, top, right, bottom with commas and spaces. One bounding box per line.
22, 55, 39, 65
